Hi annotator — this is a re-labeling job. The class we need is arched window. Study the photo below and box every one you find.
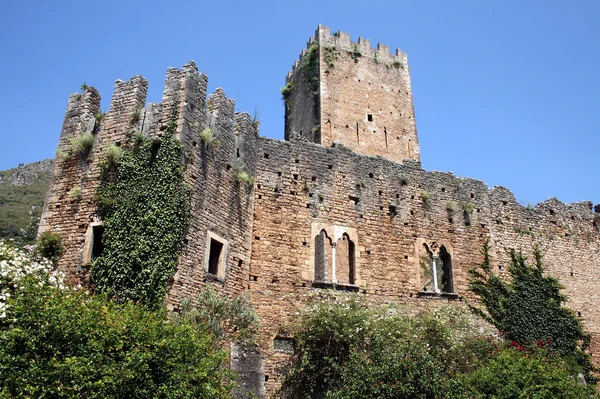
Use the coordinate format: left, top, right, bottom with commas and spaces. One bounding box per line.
420, 243, 436, 292
314, 230, 332, 282
420, 243, 454, 294
439, 245, 453, 293
335, 233, 355, 285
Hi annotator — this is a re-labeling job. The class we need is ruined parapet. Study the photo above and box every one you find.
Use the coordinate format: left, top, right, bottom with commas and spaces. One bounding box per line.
38, 88, 101, 235
168, 83, 258, 307
40, 64, 258, 300
283, 25, 419, 164
39, 76, 149, 280
317, 24, 408, 65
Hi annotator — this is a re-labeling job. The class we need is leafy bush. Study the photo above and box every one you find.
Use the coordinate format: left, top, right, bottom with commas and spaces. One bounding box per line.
236, 165, 255, 187
449, 345, 594, 399
446, 200, 458, 213
105, 143, 123, 164
35, 231, 65, 262
468, 242, 595, 382
462, 201, 475, 214
68, 185, 82, 200
282, 294, 471, 399
0, 277, 232, 398
70, 132, 94, 155
131, 108, 142, 124
283, 293, 594, 399
281, 81, 294, 101
172, 285, 260, 344
0, 240, 64, 320
421, 190, 432, 202
201, 128, 216, 144
56, 149, 70, 162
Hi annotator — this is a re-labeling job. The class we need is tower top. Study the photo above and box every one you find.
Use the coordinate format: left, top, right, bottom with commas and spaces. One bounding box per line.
283, 25, 420, 163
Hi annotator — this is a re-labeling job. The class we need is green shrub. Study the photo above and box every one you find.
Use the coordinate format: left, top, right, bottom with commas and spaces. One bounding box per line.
348, 47, 362, 63
0, 279, 232, 398
68, 185, 82, 201
449, 345, 594, 399
281, 81, 294, 101
236, 169, 255, 187
1, 240, 62, 320
446, 200, 458, 213
71, 132, 94, 155
283, 293, 592, 399
172, 285, 259, 344
131, 108, 142, 124
462, 201, 475, 214
35, 231, 65, 262
200, 128, 216, 145
105, 143, 123, 164
283, 295, 464, 399
420, 190, 431, 202
56, 149, 71, 162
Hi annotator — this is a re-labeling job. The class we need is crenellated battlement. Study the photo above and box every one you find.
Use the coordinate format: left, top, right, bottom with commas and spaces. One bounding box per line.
63, 62, 256, 157
286, 24, 408, 80
40, 62, 259, 291
284, 25, 419, 164
317, 24, 407, 65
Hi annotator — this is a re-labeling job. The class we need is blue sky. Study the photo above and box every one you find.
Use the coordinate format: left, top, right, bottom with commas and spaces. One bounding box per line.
1, 1, 598, 206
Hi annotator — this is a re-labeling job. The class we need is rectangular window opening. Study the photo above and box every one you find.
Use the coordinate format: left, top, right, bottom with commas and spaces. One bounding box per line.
208, 238, 224, 276
91, 225, 104, 259
367, 114, 373, 122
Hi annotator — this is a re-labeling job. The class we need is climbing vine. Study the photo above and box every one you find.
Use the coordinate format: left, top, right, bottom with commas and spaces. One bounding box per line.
468, 241, 595, 382
92, 134, 190, 309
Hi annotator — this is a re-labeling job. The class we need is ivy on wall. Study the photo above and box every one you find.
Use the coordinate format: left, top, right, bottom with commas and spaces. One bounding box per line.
468, 241, 595, 382
92, 135, 190, 309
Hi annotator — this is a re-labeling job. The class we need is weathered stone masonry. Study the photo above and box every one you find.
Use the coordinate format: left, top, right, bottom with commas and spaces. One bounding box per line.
40, 25, 600, 398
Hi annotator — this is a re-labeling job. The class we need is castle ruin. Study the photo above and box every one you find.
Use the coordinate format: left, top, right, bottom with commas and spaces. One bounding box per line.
39, 25, 600, 397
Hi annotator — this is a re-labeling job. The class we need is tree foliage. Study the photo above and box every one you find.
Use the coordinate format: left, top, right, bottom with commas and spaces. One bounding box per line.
283, 294, 478, 399
172, 285, 260, 344
468, 241, 594, 380
35, 231, 65, 263
92, 135, 190, 308
450, 343, 593, 399
283, 293, 595, 399
0, 276, 232, 399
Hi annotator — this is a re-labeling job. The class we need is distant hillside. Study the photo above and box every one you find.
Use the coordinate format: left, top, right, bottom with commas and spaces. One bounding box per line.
0, 160, 53, 241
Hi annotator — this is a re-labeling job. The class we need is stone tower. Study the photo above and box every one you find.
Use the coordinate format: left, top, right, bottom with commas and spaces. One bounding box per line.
283, 25, 420, 163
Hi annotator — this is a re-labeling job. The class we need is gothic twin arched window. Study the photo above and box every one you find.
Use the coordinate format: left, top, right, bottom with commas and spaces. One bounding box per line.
420, 243, 454, 293
314, 230, 355, 285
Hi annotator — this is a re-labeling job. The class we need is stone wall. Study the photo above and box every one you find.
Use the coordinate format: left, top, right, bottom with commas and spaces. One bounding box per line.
283, 37, 321, 143
164, 64, 259, 308
248, 136, 600, 394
